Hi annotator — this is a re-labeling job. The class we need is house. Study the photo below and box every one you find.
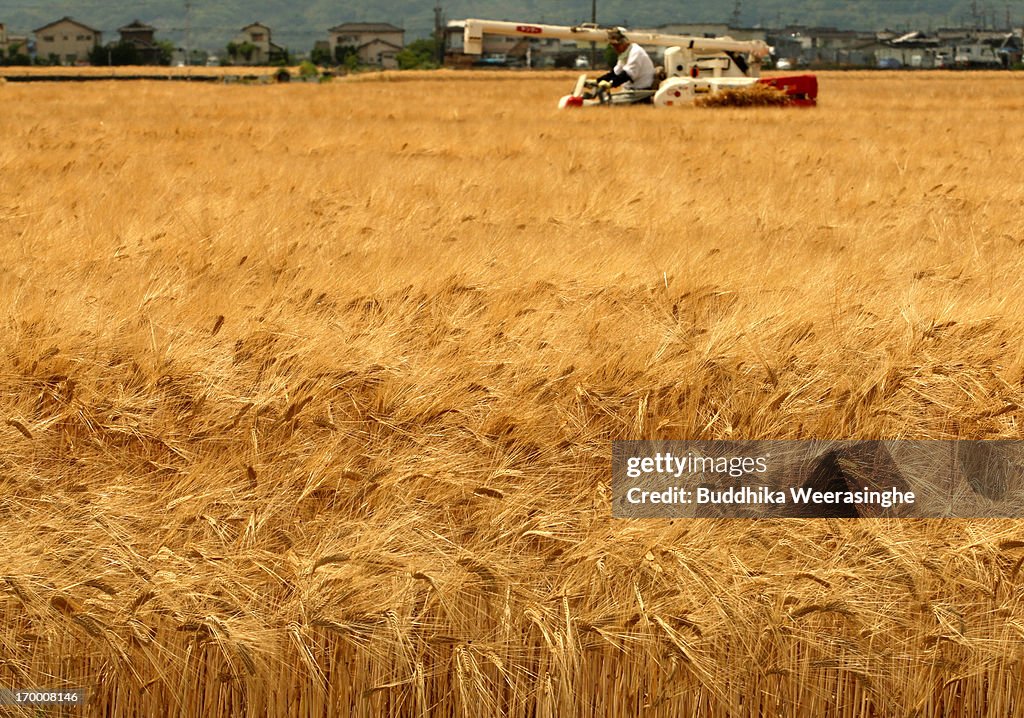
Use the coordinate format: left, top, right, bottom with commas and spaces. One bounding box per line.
117, 20, 162, 64
801, 27, 876, 66
230, 22, 286, 65
0, 22, 26, 53
33, 16, 100, 65
6, 33, 28, 57
950, 38, 1004, 66
872, 31, 943, 68
995, 33, 1022, 66
328, 22, 404, 68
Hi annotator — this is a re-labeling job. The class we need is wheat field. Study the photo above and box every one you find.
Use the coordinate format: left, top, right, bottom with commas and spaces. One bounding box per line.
2, 70, 1024, 716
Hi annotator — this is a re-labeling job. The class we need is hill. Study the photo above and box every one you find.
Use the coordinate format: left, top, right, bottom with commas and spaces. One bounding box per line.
2, 1, 1005, 55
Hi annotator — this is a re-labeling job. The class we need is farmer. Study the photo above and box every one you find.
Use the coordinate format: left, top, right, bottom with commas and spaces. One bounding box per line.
596, 27, 655, 91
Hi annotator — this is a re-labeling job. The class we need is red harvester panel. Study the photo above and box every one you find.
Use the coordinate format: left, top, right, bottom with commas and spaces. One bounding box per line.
757, 74, 818, 106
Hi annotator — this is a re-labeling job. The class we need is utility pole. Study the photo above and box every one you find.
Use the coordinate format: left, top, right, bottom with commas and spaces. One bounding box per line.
434, 4, 444, 66
730, 0, 742, 27
184, 0, 192, 66
590, 0, 597, 69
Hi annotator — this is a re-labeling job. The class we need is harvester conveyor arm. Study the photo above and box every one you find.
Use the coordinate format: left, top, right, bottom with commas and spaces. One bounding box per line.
462, 18, 770, 59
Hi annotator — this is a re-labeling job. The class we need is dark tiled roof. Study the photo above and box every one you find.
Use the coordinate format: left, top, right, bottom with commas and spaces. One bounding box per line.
119, 19, 155, 33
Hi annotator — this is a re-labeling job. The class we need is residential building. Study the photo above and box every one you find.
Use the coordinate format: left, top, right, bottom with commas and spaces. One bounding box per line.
117, 19, 162, 64
33, 16, 100, 65
328, 22, 404, 68
871, 31, 943, 67
230, 22, 286, 65
6, 33, 28, 57
867, 28, 1018, 68
0, 22, 26, 54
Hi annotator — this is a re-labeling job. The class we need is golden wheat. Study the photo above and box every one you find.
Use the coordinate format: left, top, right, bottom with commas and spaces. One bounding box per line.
1, 70, 1024, 716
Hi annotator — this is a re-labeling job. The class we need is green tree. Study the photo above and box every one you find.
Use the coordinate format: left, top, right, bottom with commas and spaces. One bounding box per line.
88, 42, 139, 66
156, 40, 174, 66
334, 44, 359, 68
270, 49, 293, 67
226, 41, 257, 64
238, 42, 256, 62
310, 45, 332, 66
1, 49, 30, 66
396, 37, 441, 69
0, 47, 20, 66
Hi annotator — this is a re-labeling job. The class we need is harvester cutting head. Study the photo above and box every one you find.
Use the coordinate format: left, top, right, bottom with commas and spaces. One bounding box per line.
558, 75, 657, 108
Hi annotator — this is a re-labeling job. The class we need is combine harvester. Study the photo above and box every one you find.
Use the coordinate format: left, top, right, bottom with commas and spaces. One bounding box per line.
460, 19, 817, 108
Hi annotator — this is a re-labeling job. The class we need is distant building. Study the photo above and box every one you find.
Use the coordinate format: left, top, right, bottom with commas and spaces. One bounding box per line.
766, 26, 875, 67
0, 20, 17, 56
868, 28, 1015, 68
33, 16, 100, 65
230, 22, 286, 65
312, 39, 330, 60
871, 31, 943, 68
117, 19, 162, 64
0, 21, 28, 54
328, 22, 404, 68
6, 32, 28, 57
